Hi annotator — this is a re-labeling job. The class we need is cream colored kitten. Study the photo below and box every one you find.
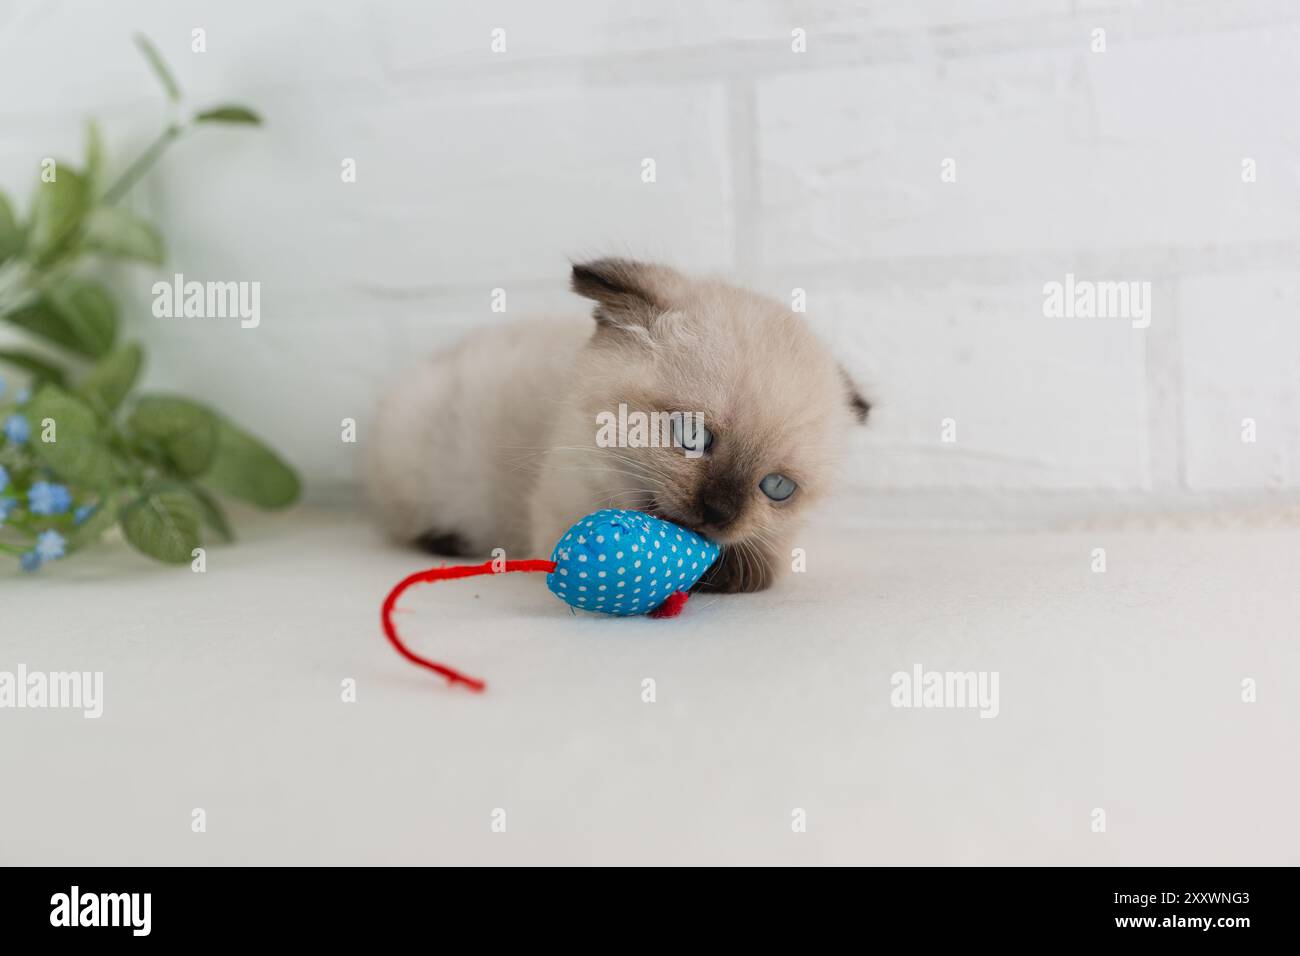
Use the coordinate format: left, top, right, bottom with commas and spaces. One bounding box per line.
364, 259, 868, 593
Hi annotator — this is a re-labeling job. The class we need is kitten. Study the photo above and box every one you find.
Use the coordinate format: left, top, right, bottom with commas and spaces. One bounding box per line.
364, 258, 869, 593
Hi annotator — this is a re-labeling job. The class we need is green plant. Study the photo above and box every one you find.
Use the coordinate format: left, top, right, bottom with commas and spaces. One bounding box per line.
0, 35, 297, 570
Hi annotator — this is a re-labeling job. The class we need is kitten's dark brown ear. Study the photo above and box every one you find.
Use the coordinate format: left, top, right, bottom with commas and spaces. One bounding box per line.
570, 258, 686, 329
840, 367, 871, 424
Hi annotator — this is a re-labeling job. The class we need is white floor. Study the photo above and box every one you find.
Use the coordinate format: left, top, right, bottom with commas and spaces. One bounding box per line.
3, 508, 1298, 865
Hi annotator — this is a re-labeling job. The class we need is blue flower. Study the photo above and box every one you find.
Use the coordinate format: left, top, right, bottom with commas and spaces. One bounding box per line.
19, 551, 41, 572
74, 503, 97, 525
4, 413, 30, 444
0, 463, 8, 490
35, 529, 66, 562
0, 496, 15, 521
28, 481, 72, 516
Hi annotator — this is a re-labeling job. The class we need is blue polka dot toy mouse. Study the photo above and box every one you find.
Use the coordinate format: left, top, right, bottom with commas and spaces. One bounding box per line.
381, 509, 721, 691
545, 509, 721, 616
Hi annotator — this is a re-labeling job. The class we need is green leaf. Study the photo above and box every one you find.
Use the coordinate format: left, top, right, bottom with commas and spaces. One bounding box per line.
29, 166, 88, 259
85, 119, 104, 195
80, 206, 165, 264
78, 342, 143, 412
0, 349, 66, 388
182, 482, 233, 542
193, 105, 262, 126
134, 34, 181, 102
22, 384, 116, 486
3, 301, 73, 352
3, 287, 116, 359
15, 275, 119, 358
0, 192, 21, 263
119, 488, 200, 563
204, 418, 299, 509
126, 395, 218, 477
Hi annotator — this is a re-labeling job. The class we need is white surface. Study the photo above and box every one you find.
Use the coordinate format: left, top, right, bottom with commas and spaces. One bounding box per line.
1, 0, 1299, 503
3, 508, 1297, 865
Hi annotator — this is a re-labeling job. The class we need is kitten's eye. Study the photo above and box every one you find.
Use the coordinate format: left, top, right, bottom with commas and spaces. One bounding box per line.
671, 415, 713, 454
759, 473, 797, 501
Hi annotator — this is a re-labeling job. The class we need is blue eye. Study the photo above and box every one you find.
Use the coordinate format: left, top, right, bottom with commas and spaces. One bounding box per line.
759, 473, 796, 501
671, 416, 713, 454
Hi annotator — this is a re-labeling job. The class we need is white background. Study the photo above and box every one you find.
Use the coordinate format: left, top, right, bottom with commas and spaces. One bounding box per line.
2, 0, 1299, 518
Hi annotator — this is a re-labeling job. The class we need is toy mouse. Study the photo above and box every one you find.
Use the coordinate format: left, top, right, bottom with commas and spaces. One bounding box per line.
381, 509, 720, 692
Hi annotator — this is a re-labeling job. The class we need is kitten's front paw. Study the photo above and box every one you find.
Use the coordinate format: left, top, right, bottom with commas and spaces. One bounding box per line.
692, 545, 774, 593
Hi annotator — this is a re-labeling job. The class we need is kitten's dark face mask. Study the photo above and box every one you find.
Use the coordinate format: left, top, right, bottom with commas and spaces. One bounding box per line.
570, 257, 869, 547
656, 452, 790, 539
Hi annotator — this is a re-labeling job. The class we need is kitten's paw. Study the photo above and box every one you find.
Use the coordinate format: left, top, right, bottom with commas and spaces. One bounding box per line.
415, 530, 474, 557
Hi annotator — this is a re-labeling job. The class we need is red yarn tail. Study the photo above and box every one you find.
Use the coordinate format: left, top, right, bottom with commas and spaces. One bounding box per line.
381, 558, 556, 693
648, 590, 690, 618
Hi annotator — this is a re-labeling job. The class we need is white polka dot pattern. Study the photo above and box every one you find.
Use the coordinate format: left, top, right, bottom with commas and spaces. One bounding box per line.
546, 509, 721, 616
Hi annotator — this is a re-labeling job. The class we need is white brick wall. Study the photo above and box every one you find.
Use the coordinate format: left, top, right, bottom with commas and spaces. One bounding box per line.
1, 0, 1298, 517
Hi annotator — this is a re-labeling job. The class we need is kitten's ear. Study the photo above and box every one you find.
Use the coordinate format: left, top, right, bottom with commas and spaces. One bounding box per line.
840, 367, 871, 424
570, 258, 686, 329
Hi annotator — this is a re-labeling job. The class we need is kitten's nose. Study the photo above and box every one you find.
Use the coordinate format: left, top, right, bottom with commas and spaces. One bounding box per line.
699, 498, 738, 530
